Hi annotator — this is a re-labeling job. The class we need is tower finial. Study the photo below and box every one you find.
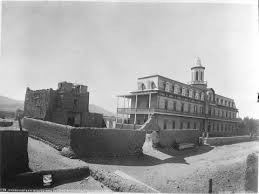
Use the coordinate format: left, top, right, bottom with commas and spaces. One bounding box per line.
194, 57, 202, 66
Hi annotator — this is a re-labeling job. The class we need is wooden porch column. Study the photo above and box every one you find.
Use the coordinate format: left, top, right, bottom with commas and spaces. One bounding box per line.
148, 93, 152, 118
123, 96, 126, 123
116, 96, 119, 124
134, 95, 138, 124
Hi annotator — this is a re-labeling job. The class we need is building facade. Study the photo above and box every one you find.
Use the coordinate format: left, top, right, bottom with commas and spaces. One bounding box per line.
117, 58, 239, 136
24, 81, 104, 127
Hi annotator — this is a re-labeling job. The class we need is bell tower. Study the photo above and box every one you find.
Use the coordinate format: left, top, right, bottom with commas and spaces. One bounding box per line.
190, 57, 207, 89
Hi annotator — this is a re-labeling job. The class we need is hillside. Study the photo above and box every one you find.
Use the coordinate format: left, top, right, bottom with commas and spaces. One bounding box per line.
0, 95, 115, 117
0, 96, 24, 112
89, 104, 115, 117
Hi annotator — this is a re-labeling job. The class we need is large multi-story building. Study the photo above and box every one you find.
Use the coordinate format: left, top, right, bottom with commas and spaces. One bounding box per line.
24, 81, 104, 127
117, 58, 239, 136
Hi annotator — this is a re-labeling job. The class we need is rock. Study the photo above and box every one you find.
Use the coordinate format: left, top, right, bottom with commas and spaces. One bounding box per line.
245, 153, 258, 192
60, 147, 77, 159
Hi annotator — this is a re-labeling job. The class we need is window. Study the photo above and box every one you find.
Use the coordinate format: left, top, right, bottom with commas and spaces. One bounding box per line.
217, 124, 219, 131
165, 82, 170, 92
201, 71, 203, 80
194, 122, 196, 129
73, 99, 78, 107
194, 105, 197, 113
186, 89, 189, 97
213, 108, 215, 115
187, 122, 190, 129
172, 85, 175, 93
180, 122, 183, 129
181, 103, 184, 112
162, 82, 166, 90
179, 87, 182, 95
188, 104, 191, 112
200, 107, 203, 114
173, 101, 177, 111
165, 99, 168, 110
141, 83, 145, 90
221, 124, 224, 131
172, 121, 175, 129
151, 82, 156, 89
196, 71, 199, 80
220, 99, 223, 105
216, 98, 219, 104
163, 120, 167, 129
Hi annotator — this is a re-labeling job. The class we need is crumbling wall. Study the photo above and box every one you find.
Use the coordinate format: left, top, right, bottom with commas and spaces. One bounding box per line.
139, 116, 161, 133
153, 129, 200, 147
0, 130, 29, 187
23, 117, 73, 149
24, 88, 54, 120
70, 128, 146, 157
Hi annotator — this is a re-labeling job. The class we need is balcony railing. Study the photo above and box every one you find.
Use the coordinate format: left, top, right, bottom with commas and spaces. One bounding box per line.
117, 108, 205, 117
117, 108, 239, 121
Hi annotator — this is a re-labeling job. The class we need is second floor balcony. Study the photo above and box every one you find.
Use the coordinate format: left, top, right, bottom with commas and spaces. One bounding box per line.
117, 107, 205, 118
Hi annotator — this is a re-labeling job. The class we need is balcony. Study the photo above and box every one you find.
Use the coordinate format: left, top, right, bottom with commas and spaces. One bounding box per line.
117, 108, 205, 118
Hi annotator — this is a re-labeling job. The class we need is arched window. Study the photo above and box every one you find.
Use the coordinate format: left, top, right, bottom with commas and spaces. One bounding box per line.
196, 71, 199, 81
141, 83, 145, 90
151, 82, 156, 89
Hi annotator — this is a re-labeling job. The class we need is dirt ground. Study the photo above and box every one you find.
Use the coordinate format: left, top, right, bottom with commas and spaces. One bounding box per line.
28, 134, 259, 193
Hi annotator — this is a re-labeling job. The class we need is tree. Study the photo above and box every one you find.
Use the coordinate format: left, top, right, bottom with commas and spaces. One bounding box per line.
241, 117, 258, 135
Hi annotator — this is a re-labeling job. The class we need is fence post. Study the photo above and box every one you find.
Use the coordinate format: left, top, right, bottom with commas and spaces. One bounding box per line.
209, 178, 212, 193
18, 117, 23, 132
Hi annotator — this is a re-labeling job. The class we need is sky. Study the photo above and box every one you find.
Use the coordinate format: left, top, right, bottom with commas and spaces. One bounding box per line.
0, 1, 258, 118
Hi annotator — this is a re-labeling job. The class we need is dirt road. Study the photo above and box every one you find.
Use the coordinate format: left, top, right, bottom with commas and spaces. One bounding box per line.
28, 136, 259, 193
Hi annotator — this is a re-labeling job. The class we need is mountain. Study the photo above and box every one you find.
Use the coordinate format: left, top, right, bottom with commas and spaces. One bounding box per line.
0, 95, 115, 117
0, 96, 24, 112
89, 104, 115, 117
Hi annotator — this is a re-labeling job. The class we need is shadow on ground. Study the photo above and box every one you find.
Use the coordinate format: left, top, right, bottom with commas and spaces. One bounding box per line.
5, 167, 90, 190
79, 145, 214, 166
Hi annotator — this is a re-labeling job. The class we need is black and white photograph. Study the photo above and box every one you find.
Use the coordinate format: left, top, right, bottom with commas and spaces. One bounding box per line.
0, 0, 258, 192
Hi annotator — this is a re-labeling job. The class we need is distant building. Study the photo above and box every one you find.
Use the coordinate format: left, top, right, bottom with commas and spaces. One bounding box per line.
117, 57, 240, 136
24, 81, 105, 127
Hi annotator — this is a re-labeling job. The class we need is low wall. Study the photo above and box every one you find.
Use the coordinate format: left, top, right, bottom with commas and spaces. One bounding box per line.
204, 135, 254, 146
153, 129, 200, 147
0, 130, 29, 187
23, 117, 146, 157
116, 123, 142, 130
23, 117, 73, 150
70, 128, 146, 157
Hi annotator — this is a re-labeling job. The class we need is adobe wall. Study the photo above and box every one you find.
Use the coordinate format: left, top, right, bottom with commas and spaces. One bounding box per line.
204, 135, 253, 146
23, 117, 73, 149
70, 128, 146, 157
0, 130, 29, 187
22, 117, 146, 157
153, 129, 200, 147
